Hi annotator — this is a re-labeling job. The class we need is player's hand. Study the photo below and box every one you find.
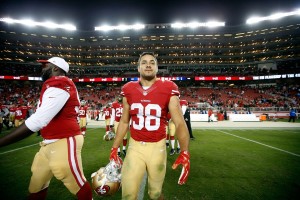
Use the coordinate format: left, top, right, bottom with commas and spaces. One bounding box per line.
172, 150, 190, 185
109, 147, 123, 166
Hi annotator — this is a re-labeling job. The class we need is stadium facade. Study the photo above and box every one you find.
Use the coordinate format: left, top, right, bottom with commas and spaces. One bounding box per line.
0, 16, 299, 81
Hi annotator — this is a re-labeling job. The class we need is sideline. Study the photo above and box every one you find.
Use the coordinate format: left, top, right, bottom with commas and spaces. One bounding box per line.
217, 130, 300, 157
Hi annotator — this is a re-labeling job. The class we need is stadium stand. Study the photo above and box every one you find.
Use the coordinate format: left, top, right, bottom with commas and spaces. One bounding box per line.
0, 16, 299, 121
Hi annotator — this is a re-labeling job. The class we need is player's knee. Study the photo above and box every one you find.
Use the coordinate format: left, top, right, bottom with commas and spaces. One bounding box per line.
148, 190, 163, 200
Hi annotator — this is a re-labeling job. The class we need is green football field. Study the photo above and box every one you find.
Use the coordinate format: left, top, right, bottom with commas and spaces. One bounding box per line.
0, 127, 300, 200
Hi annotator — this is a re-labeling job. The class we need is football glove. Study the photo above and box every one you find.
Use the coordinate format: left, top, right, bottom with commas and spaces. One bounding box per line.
109, 147, 123, 167
172, 150, 190, 185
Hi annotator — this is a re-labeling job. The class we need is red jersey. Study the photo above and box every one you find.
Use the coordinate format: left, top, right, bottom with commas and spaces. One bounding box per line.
79, 106, 88, 118
208, 109, 213, 116
15, 106, 28, 120
180, 99, 188, 107
122, 79, 179, 142
103, 107, 112, 120
111, 101, 123, 122
9, 106, 17, 114
38, 76, 81, 139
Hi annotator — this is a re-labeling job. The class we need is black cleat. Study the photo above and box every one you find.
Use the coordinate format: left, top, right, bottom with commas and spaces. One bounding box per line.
176, 148, 181, 154
122, 149, 126, 156
170, 149, 175, 156
118, 152, 121, 157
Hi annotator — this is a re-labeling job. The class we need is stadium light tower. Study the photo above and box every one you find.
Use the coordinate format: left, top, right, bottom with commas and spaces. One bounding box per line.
246, 9, 300, 24
95, 23, 145, 31
171, 20, 225, 28
0, 17, 76, 31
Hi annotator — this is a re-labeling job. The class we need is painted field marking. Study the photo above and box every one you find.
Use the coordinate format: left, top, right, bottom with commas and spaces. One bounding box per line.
0, 143, 39, 155
217, 130, 300, 157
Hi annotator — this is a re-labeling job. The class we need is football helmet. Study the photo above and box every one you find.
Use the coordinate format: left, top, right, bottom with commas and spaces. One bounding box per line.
117, 96, 123, 103
91, 160, 122, 196
80, 100, 86, 106
103, 131, 115, 141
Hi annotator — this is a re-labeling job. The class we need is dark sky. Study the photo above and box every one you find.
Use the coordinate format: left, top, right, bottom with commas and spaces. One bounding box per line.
1, 0, 299, 30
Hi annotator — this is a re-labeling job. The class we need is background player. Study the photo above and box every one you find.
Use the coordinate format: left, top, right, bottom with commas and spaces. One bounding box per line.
102, 104, 112, 132
14, 101, 29, 127
109, 52, 190, 200
110, 96, 127, 156
79, 100, 88, 136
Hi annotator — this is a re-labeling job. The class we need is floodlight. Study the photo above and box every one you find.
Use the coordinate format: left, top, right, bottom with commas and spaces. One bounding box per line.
246, 9, 300, 24
0, 17, 76, 30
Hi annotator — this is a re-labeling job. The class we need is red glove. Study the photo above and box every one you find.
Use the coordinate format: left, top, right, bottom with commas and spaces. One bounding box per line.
172, 150, 190, 185
109, 147, 123, 166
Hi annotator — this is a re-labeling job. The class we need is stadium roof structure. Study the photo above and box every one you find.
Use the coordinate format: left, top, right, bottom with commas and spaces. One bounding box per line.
0, 11, 299, 81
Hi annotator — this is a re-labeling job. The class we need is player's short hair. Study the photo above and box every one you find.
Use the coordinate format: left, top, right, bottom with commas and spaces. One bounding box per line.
138, 52, 157, 66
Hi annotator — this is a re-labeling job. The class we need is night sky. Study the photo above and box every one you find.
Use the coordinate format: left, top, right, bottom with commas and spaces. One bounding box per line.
1, 0, 299, 30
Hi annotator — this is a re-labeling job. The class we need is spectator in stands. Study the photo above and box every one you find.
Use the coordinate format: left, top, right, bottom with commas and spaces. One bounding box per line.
0, 57, 93, 200
288, 108, 296, 122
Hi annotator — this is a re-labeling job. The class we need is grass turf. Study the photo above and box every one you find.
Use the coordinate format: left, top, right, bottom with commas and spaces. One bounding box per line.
0, 127, 300, 200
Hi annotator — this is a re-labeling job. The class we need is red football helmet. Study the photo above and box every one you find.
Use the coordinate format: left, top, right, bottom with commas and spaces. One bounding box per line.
91, 160, 122, 196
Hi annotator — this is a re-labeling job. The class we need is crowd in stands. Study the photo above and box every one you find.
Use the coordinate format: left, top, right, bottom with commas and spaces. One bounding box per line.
1, 61, 300, 78
1, 81, 299, 114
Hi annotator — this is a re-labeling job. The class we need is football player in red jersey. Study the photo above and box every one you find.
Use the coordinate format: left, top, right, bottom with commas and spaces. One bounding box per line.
14, 102, 29, 127
102, 104, 112, 132
109, 52, 190, 199
0, 103, 10, 133
9, 103, 17, 128
110, 96, 127, 156
0, 57, 93, 200
79, 100, 88, 136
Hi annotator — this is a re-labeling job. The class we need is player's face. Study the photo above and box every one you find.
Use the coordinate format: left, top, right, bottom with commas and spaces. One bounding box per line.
41, 63, 54, 81
138, 54, 158, 81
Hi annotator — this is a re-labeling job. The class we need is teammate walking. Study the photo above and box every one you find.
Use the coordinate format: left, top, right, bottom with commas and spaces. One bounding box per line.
110, 96, 127, 156
0, 57, 93, 200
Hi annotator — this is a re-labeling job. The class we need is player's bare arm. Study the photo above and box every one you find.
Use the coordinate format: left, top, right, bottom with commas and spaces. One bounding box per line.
169, 96, 190, 151
0, 123, 34, 147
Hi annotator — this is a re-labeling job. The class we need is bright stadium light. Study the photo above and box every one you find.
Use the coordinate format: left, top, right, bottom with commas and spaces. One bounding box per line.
20, 19, 36, 26
205, 21, 225, 27
171, 21, 225, 28
246, 9, 300, 24
95, 23, 145, 31
44, 21, 57, 29
170, 22, 186, 28
0, 17, 76, 30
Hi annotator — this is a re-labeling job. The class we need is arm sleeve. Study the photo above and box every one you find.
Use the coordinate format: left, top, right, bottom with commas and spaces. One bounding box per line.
25, 87, 70, 132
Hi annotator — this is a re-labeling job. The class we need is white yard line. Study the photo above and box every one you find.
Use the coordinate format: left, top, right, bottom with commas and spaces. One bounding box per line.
0, 143, 39, 155
217, 130, 300, 157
